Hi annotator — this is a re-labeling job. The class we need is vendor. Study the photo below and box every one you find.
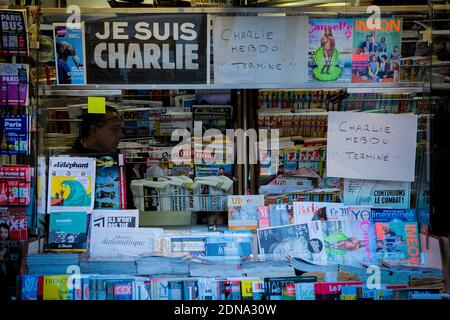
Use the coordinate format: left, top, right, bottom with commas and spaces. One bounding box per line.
68, 105, 124, 155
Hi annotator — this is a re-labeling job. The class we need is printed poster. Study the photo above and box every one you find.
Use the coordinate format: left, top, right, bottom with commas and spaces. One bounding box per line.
53, 23, 86, 85
352, 18, 402, 83
308, 19, 353, 83
47, 157, 96, 213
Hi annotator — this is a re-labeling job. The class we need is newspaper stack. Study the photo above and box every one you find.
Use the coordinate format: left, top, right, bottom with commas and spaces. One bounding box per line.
136, 256, 190, 276
194, 176, 233, 211
26, 253, 80, 275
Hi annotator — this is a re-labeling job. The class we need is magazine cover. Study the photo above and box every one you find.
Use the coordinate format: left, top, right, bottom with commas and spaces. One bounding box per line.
293, 201, 328, 223
53, 23, 86, 85
352, 18, 402, 83
308, 19, 353, 83
0, 63, 29, 106
0, 165, 31, 206
322, 220, 376, 266
91, 209, 139, 229
227, 195, 264, 230
0, 9, 29, 56
47, 211, 88, 252
0, 114, 30, 155
0, 207, 27, 241
0, 240, 24, 299
94, 154, 127, 210
47, 157, 96, 213
343, 178, 411, 209
371, 208, 420, 262
257, 222, 327, 264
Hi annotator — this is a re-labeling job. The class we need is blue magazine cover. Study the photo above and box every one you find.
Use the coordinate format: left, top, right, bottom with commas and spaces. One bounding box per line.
371, 208, 420, 262
47, 211, 88, 251
53, 23, 86, 85
0, 114, 29, 155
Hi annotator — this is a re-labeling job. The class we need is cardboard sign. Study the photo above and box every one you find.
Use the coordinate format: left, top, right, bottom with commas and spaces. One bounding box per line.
213, 16, 308, 84
326, 112, 418, 182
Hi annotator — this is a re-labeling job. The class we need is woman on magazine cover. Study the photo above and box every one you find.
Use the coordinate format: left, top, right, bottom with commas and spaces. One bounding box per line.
320, 28, 336, 74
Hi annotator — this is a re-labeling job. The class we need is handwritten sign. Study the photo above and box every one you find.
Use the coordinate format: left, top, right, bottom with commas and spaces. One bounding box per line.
213, 16, 308, 84
326, 112, 418, 182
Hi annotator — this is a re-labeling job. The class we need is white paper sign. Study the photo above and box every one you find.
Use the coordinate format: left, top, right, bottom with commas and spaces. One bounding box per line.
91, 209, 139, 228
213, 16, 308, 84
89, 227, 164, 258
326, 112, 418, 182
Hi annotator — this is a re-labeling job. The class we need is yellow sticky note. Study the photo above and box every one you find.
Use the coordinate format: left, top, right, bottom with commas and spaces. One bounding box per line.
88, 96, 106, 114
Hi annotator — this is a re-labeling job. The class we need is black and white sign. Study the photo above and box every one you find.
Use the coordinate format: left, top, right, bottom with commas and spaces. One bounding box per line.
85, 14, 208, 84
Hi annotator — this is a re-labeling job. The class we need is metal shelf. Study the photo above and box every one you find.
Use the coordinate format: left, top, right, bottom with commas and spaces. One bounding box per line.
40, 82, 429, 95
38, 5, 449, 15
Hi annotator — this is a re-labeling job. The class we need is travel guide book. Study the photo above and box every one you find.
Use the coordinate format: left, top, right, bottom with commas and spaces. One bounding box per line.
0, 9, 29, 56
47, 157, 96, 213
0, 114, 30, 155
0, 164, 32, 206
0, 63, 29, 106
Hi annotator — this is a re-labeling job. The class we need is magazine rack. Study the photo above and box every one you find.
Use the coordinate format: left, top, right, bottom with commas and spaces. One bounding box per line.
0, 7, 38, 301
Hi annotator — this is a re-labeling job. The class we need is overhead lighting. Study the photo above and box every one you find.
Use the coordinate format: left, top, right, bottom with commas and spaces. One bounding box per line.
316, 2, 352, 6
274, 0, 354, 7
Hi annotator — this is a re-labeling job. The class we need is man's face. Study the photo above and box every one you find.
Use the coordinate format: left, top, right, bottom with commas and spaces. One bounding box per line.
92, 112, 124, 153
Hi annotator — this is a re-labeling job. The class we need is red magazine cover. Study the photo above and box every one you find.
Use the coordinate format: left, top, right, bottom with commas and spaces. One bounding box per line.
0, 165, 31, 205
0, 207, 27, 240
314, 281, 363, 300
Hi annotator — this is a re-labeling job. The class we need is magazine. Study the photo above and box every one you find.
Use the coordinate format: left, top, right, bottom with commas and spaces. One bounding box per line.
0, 9, 29, 56
53, 23, 86, 85
293, 201, 328, 223
0, 114, 30, 155
47, 157, 96, 213
0, 63, 29, 106
352, 18, 402, 83
0, 165, 32, 206
257, 223, 327, 264
94, 154, 127, 210
47, 211, 88, 252
343, 178, 411, 209
308, 19, 353, 83
227, 195, 264, 230
321, 220, 376, 266
371, 208, 420, 263
0, 207, 27, 240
